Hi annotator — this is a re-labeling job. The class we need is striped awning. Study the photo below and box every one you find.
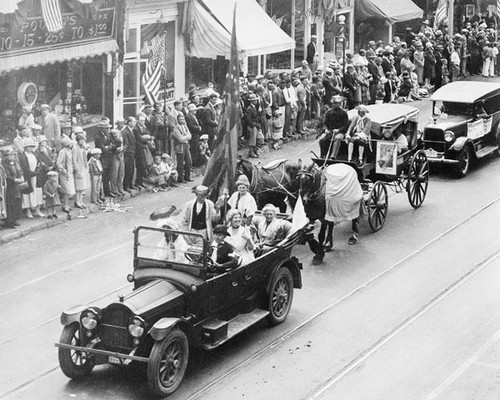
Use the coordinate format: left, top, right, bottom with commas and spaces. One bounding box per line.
0, 39, 118, 72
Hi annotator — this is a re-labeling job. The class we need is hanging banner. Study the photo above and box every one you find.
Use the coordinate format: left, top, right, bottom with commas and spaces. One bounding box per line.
0, 8, 115, 57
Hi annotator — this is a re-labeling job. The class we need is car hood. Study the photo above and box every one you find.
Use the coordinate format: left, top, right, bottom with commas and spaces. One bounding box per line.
427, 114, 471, 130
115, 280, 184, 316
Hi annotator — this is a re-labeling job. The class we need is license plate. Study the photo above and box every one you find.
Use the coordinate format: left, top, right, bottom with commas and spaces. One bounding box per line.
108, 355, 121, 364
425, 148, 438, 158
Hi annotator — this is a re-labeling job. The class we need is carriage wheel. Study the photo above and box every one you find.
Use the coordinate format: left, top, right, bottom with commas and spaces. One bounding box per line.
367, 181, 388, 232
407, 150, 429, 209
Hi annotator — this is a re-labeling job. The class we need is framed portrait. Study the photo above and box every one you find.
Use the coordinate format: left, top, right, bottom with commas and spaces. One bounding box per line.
376, 141, 398, 175
465, 4, 475, 18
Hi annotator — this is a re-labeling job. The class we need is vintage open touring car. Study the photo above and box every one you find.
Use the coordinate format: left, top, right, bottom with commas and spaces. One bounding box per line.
55, 220, 306, 397
312, 103, 429, 232
422, 81, 500, 177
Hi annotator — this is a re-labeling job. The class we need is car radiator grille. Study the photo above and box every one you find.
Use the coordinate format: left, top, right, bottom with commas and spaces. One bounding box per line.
424, 128, 447, 153
101, 307, 132, 350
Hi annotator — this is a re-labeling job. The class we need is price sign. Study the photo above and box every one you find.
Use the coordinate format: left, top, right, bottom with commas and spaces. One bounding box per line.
0, 8, 115, 57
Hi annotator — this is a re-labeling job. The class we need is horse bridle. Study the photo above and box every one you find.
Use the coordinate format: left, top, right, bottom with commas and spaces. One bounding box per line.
298, 167, 323, 203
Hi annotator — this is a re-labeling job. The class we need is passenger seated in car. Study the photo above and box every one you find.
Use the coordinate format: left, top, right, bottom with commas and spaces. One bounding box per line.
225, 209, 255, 266
209, 225, 241, 273
253, 204, 292, 256
153, 218, 189, 263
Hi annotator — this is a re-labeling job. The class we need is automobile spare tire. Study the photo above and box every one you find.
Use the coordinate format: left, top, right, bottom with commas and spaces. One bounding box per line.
58, 323, 95, 379
267, 267, 294, 326
147, 328, 189, 397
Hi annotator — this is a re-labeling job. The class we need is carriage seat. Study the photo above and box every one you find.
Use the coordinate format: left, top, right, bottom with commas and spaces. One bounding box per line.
261, 159, 288, 173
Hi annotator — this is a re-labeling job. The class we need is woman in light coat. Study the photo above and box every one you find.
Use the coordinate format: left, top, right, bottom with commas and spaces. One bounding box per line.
56, 136, 75, 212
72, 133, 90, 209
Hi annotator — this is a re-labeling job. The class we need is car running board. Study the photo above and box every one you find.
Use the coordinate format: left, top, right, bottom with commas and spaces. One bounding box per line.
475, 145, 498, 159
201, 309, 269, 350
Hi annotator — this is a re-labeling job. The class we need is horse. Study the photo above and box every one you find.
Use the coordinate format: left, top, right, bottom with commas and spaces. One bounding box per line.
236, 158, 301, 212
297, 162, 333, 264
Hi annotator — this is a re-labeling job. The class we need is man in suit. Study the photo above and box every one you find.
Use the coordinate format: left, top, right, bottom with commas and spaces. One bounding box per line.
36, 104, 61, 150
209, 225, 240, 272
152, 102, 167, 155
367, 54, 380, 104
94, 119, 113, 196
201, 92, 220, 151
294, 77, 307, 136
245, 93, 262, 158
122, 116, 137, 191
186, 103, 202, 166
306, 34, 319, 72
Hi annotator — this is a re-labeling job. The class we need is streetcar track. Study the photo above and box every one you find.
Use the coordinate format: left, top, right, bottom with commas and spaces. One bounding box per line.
308, 248, 500, 400
2, 159, 499, 399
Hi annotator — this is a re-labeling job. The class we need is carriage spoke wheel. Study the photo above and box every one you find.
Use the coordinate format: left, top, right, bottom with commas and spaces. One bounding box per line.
367, 181, 388, 232
407, 150, 429, 209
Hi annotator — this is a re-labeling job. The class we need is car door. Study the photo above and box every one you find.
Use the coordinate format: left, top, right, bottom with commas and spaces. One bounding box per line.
207, 267, 246, 317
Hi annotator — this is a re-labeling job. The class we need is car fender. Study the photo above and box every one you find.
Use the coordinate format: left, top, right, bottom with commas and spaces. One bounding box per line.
60, 305, 87, 325
449, 136, 471, 153
149, 318, 193, 342
266, 257, 303, 295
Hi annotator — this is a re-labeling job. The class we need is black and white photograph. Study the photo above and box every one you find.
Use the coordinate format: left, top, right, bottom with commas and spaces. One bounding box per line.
1, 0, 500, 399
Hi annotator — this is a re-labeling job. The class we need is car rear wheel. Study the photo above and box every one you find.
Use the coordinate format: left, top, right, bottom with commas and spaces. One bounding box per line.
58, 323, 95, 379
454, 146, 471, 178
267, 267, 294, 326
147, 329, 189, 397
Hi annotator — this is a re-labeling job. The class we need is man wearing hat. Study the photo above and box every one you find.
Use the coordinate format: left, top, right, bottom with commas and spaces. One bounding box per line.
94, 119, 113, 196
36, 104, 60, 149
227, 175, 257, 225
151, 102, 167, 155
245, 93, 263, 158
30, 124, 43, 143
121, 117, 137, 192
209, 225, 240, 272
181, 185, 221, 244
320, 95, 349, 159
346, 105, 372, 166
367, 53, 381, 104
153, 218, 190, 263
186, 103, 202, 166
306, 34, 319, 72
187, 83, 199, 103
201, 92, 220, 151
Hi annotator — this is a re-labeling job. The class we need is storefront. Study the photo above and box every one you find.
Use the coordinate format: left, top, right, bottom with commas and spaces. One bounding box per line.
0, 0, 123, 142
121, 0, 185, 117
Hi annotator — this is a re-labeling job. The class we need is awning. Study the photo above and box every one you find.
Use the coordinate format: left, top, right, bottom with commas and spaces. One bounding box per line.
356, 0, 423, 24
0, 39, 118, 72
189, 0, 295, 59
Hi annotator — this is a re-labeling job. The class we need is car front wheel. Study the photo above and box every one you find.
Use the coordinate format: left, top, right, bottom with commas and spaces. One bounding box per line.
454, 146, 471, 178
58, 323, 95, 379
147, 329, 189, 397
267, 267, 294, 326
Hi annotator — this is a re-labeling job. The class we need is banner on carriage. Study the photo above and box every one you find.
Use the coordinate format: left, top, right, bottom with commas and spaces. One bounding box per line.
376, 141, 398, 175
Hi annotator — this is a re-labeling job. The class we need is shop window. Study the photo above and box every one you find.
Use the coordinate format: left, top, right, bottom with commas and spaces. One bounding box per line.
127, 28, 138, 53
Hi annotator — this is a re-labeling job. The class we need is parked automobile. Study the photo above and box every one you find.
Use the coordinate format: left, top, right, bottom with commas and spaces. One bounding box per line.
55, 222, 306, 397
422, 81, 500, 177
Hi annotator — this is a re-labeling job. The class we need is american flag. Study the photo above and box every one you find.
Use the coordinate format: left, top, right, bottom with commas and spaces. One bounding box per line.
433, 0, 448, 30
41, 0, 63, 32
202, 5, 240, 201
496, 0, 500, 17
141, 33, 165, 105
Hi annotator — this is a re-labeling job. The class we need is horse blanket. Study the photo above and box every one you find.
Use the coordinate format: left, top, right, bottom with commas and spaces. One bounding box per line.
324, 163, 363, 223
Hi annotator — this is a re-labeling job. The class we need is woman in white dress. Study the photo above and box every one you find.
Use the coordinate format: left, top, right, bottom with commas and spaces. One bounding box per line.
225, 209, 255, 265
18, 138, 44, 218
227, 175, 257, 225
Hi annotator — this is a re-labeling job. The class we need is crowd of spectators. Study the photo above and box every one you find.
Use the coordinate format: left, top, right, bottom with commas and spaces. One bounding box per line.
1, 15, 498, 231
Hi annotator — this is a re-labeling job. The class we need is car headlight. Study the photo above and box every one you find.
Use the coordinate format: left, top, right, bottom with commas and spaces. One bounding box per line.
81, 310, 99, 330
128, 317, 145, 338
444, 130, 455, 142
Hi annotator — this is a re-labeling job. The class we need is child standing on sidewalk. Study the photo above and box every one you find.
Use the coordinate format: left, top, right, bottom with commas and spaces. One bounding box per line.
88, 148, 104, 205
43, 171, 61, 219
271, 110, 284, 150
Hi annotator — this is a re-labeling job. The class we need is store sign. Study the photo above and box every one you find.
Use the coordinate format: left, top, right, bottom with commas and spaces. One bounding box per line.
0, 8, 115, 57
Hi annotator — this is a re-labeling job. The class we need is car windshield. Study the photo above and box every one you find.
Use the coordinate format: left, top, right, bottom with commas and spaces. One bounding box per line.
136, 227, 206, 267
440, 101, 473, 117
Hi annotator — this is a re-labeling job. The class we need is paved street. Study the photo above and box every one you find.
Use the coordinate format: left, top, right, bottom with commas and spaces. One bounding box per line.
2, 77, 500, 399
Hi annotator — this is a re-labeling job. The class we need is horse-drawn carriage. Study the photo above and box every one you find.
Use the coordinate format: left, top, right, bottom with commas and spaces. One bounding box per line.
306, 103, 429, 232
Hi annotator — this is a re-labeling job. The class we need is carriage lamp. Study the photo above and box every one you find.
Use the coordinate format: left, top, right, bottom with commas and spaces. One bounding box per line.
444, 131, 455, 142
81, 310, 99, 330
128, 317, 146, 338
